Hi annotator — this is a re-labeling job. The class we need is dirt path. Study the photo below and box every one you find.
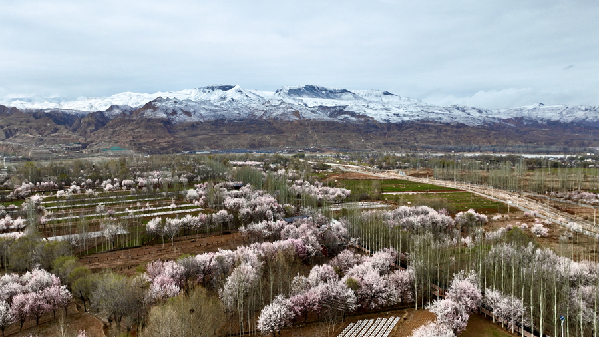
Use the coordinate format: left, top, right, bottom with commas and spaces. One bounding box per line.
333, 164, 599, 237
79, 232, 243, 275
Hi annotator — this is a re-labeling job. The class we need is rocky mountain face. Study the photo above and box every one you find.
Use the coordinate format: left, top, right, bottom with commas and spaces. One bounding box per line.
1, 85, 599, 154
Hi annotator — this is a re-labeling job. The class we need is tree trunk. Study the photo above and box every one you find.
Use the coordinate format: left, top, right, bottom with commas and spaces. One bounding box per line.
80, 293, 87, 312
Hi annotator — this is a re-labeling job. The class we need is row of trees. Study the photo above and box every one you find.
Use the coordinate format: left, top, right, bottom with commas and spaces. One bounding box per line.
6, 155, 599, 337
0, 268, 71, 333
256, 248, 414, 336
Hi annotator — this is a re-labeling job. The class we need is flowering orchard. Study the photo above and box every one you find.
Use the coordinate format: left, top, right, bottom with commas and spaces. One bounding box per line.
3, 154, 599, 336
0, 268, 71, 332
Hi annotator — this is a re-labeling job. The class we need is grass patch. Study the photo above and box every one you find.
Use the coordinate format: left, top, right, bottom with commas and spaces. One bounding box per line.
338, 179, 457, 201
0, 199, 24, 207
388, 191, 509, 214
380, 179, 457, 192
340, 179, 456, 194
337, 179, 504, 214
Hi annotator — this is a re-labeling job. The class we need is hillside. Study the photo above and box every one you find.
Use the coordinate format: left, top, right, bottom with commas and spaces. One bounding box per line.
2, 85, 599, 154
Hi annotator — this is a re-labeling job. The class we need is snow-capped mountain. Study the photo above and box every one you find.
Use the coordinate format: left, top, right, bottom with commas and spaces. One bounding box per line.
3, 85, 599, 126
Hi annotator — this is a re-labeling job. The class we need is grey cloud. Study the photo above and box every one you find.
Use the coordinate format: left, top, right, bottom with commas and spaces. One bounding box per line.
1, 0, 598, 109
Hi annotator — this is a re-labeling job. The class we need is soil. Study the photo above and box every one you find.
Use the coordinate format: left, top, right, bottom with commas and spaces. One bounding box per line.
4, 303, 105, 337
392, 309, 436, 337
277, 308, 432, 337
273, 308, 525, 337
489, 212, 599, 261
462, 313, 520, 337
79, 232, 243, 276
529, 195, 599, 221
406, 169, 435, 178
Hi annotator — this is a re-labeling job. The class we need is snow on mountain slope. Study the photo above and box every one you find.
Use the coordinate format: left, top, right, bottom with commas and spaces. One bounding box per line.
3, 85, 598, 126
3, 85, 264, 113
130, 85, 508, 125
489, 103, 599, 124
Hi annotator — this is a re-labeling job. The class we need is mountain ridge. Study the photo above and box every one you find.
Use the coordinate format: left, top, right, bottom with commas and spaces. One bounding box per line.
2, 85, 599, 155
3, 84, 599, 127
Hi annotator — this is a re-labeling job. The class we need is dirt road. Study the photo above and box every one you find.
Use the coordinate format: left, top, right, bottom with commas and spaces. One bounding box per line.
332, 164, 599, 237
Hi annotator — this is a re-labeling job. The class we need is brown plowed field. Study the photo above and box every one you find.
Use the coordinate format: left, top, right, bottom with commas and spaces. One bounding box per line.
79, 232, 243, 276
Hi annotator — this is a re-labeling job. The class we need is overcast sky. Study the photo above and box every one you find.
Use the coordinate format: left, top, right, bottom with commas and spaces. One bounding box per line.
1, 0, 598, 109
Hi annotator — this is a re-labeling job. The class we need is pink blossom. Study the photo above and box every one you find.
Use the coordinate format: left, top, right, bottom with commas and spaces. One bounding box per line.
234, 246, 262, 269
411, 322, 456, 337
308, 264, 338, 286
42, 285, 72, 317
288, 239, 308, 260
213, 210, 232, 224
145, 260, 186, 287
209, 249, 237, 286
313, 280, 357, 315
10, 293, 28, 330
257, 295, 294, 336
455, 209, 488, 228
290, 276, 311, 296
0, 300, 15, 335
354, 268, 395, 309
484, 288, 527, 327
24, 292, 51, 325
240, 220, 288, 242
446, 271, 481, 314
289, 290, 321, 323
365, 248, 397, 273
192, 252, 214, 283
388, 269, 415, 304
0, 276, 23, 303
288, 293, 309, 321
219, 263, 260, 310
428, 298, 469, 334
531, 223, 549, 237
146, 275, 181, 302
331, 249, 363, 273
22, 269, 55, 293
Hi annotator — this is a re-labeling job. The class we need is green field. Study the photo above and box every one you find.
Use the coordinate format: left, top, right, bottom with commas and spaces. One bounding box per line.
338, 178, 506, 214
387, 191, 509, 214
381, 179, 457, 192
0, 199, 24, 208
339, 178, 456, 195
